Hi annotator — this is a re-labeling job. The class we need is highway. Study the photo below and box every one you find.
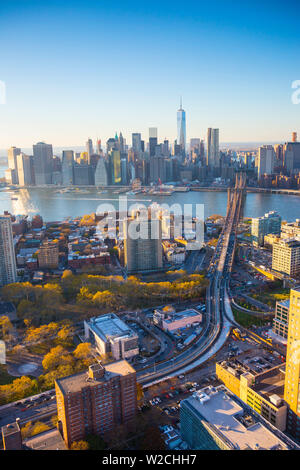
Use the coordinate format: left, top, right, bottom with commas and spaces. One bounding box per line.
137, 173, 247, 386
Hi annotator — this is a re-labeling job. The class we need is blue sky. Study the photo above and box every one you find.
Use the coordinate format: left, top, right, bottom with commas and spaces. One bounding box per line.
0, 0, 299, 149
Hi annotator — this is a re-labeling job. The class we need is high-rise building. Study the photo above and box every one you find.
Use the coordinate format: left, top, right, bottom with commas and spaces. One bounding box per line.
251, 211, 281, 247
124, 215, 162, 273
132, 133, 142, 154
55, 362, 137, 447
109, 149, 121, 184
86, 138, 94, 162
61, 150, 74, 185
283, 142, 300, 174
7, 147, 21, 184
273, 299, 290, 340
33, 142, 53, 185
37, 240, 59, 269
272, 238, 300, 277
94, 157, 108, 186
257, 145, 276, 179
0, 215, 17, 286
284, 287, 300, 438
292, 132, 298, 143
206, 128, 220, 168
177, 98, 186, 153
16, 153, 32, 186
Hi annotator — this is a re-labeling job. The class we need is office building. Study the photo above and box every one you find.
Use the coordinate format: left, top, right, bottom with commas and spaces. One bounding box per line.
206, 128, 219, 168
37, 240, 59, 269
256, 145, 276, 179
4, 168, 18, 185
273, 299, 289, 340
177, 99, 186, 153
55, 361, 137, 447
123, 215, 162, 273
180, 385, 288, 450
33, 142, 53, 185
284, 287, 300, 438
272, 238, 300, 277
94, 156, 108, 186
84, 314, 139, 360
86, 138, 94, 162
17, 153, 32, 186
109, 149, 121, 184
251, 211, 281, 247
61, 150, 74, 185
7, 147, 21, 184
132, 133, 142, 155
0, 215, 17, 286
73, 163, 94, 185
153, 307, 202, 332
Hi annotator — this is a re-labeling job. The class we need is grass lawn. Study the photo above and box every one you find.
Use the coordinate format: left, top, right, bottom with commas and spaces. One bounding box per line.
249, 284, 290, 307
232, 307, 271, 328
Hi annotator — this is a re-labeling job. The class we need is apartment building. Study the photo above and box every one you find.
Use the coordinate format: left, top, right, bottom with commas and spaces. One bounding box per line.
272, 238, 300, 277
55, 362, 137, 447
273, 299, 290, 340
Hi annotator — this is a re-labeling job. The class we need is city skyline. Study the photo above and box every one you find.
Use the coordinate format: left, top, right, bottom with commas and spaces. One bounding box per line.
1, 0, 300, 148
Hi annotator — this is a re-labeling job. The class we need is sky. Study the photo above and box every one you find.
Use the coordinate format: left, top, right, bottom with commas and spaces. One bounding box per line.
0, 0, 300, 150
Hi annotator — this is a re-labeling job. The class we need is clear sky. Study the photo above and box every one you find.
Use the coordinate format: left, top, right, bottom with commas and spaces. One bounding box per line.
0, 0, 299, 149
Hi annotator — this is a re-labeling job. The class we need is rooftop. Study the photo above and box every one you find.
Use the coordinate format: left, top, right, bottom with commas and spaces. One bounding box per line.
85, 313, 137, 342
24, 428, 67, 451
182, 386, 288, 450
1, 421, 20, 437
56, 360, 136, 395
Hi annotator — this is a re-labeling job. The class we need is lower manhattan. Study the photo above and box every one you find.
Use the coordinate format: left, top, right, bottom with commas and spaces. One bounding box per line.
0, 0, 300, 462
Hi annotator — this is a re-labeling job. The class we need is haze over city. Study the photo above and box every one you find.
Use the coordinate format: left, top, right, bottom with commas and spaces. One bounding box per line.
1, 0, 300, 148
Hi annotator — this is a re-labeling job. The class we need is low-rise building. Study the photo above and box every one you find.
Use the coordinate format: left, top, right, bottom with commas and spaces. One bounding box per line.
153, 306, 202, 332
84, 314, 139, 360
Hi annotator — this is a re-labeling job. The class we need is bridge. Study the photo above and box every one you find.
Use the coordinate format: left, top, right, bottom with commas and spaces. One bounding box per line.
138, 173, 248, 386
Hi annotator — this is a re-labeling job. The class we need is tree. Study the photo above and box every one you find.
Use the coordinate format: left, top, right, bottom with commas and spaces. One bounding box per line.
42, 346, 75, 371
70, 440, 89, 450
73, 342, 93, 365
0, 316, 13, 339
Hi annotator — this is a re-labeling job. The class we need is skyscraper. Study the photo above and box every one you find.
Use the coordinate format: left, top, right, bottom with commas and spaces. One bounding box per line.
94, 156, 108, 186
0, 215, 17, 286
257, 145, 276, 180
61, 150, 74, 186
206, 128, 220, 168
7, 147, 21, 184
33, 142, 53, 185
86, 138, 94, 162
284, 287, 300, 438
177, 98, 186, 152
132, 133, 142, 154
16, 153, 32, 186
124, 215, 162, 273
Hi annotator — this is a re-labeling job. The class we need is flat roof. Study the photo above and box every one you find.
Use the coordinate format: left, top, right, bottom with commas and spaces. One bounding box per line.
86, 313, 137, 342
56, 360, 136, 395
182, 386, 287, 450
24, 428, 67, 450
2, 421, 20, 437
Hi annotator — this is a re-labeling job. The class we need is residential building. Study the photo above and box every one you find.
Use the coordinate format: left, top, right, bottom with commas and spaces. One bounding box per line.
273, 299, 290, 340
180, 385, 288, 450
2, 421, 22, 450
272, 238, 300, 277
251, 211, 281, 247
257, 145, 276, 180
284, 287, 300, 439
216, 353, 287, 431
123, 215, 162, 273
55, 362, 137, 447
84, 314, 139, 360
37, 240, 59, 269
0, 215, 17, 286
7, 147, 21, 184
206, 128, 219, 168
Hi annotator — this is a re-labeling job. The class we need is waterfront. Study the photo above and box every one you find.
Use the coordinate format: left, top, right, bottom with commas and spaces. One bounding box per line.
0, 186, 299, 222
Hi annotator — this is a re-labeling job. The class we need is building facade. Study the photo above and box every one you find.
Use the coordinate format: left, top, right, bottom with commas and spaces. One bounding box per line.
0, 216, 17, 286
55, 362, 137, 447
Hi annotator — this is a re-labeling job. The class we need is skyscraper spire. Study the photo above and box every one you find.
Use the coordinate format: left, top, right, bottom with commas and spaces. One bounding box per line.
180, 95, 182, 110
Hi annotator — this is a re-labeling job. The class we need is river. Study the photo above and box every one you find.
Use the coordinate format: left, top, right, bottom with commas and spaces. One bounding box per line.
0, 186, 299, 222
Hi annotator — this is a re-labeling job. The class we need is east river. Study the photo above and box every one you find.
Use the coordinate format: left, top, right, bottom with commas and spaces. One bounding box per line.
0, 186, 299, 222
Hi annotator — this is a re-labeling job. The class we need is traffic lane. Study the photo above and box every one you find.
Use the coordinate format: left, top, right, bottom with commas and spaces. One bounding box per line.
0, 399, 57, 426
